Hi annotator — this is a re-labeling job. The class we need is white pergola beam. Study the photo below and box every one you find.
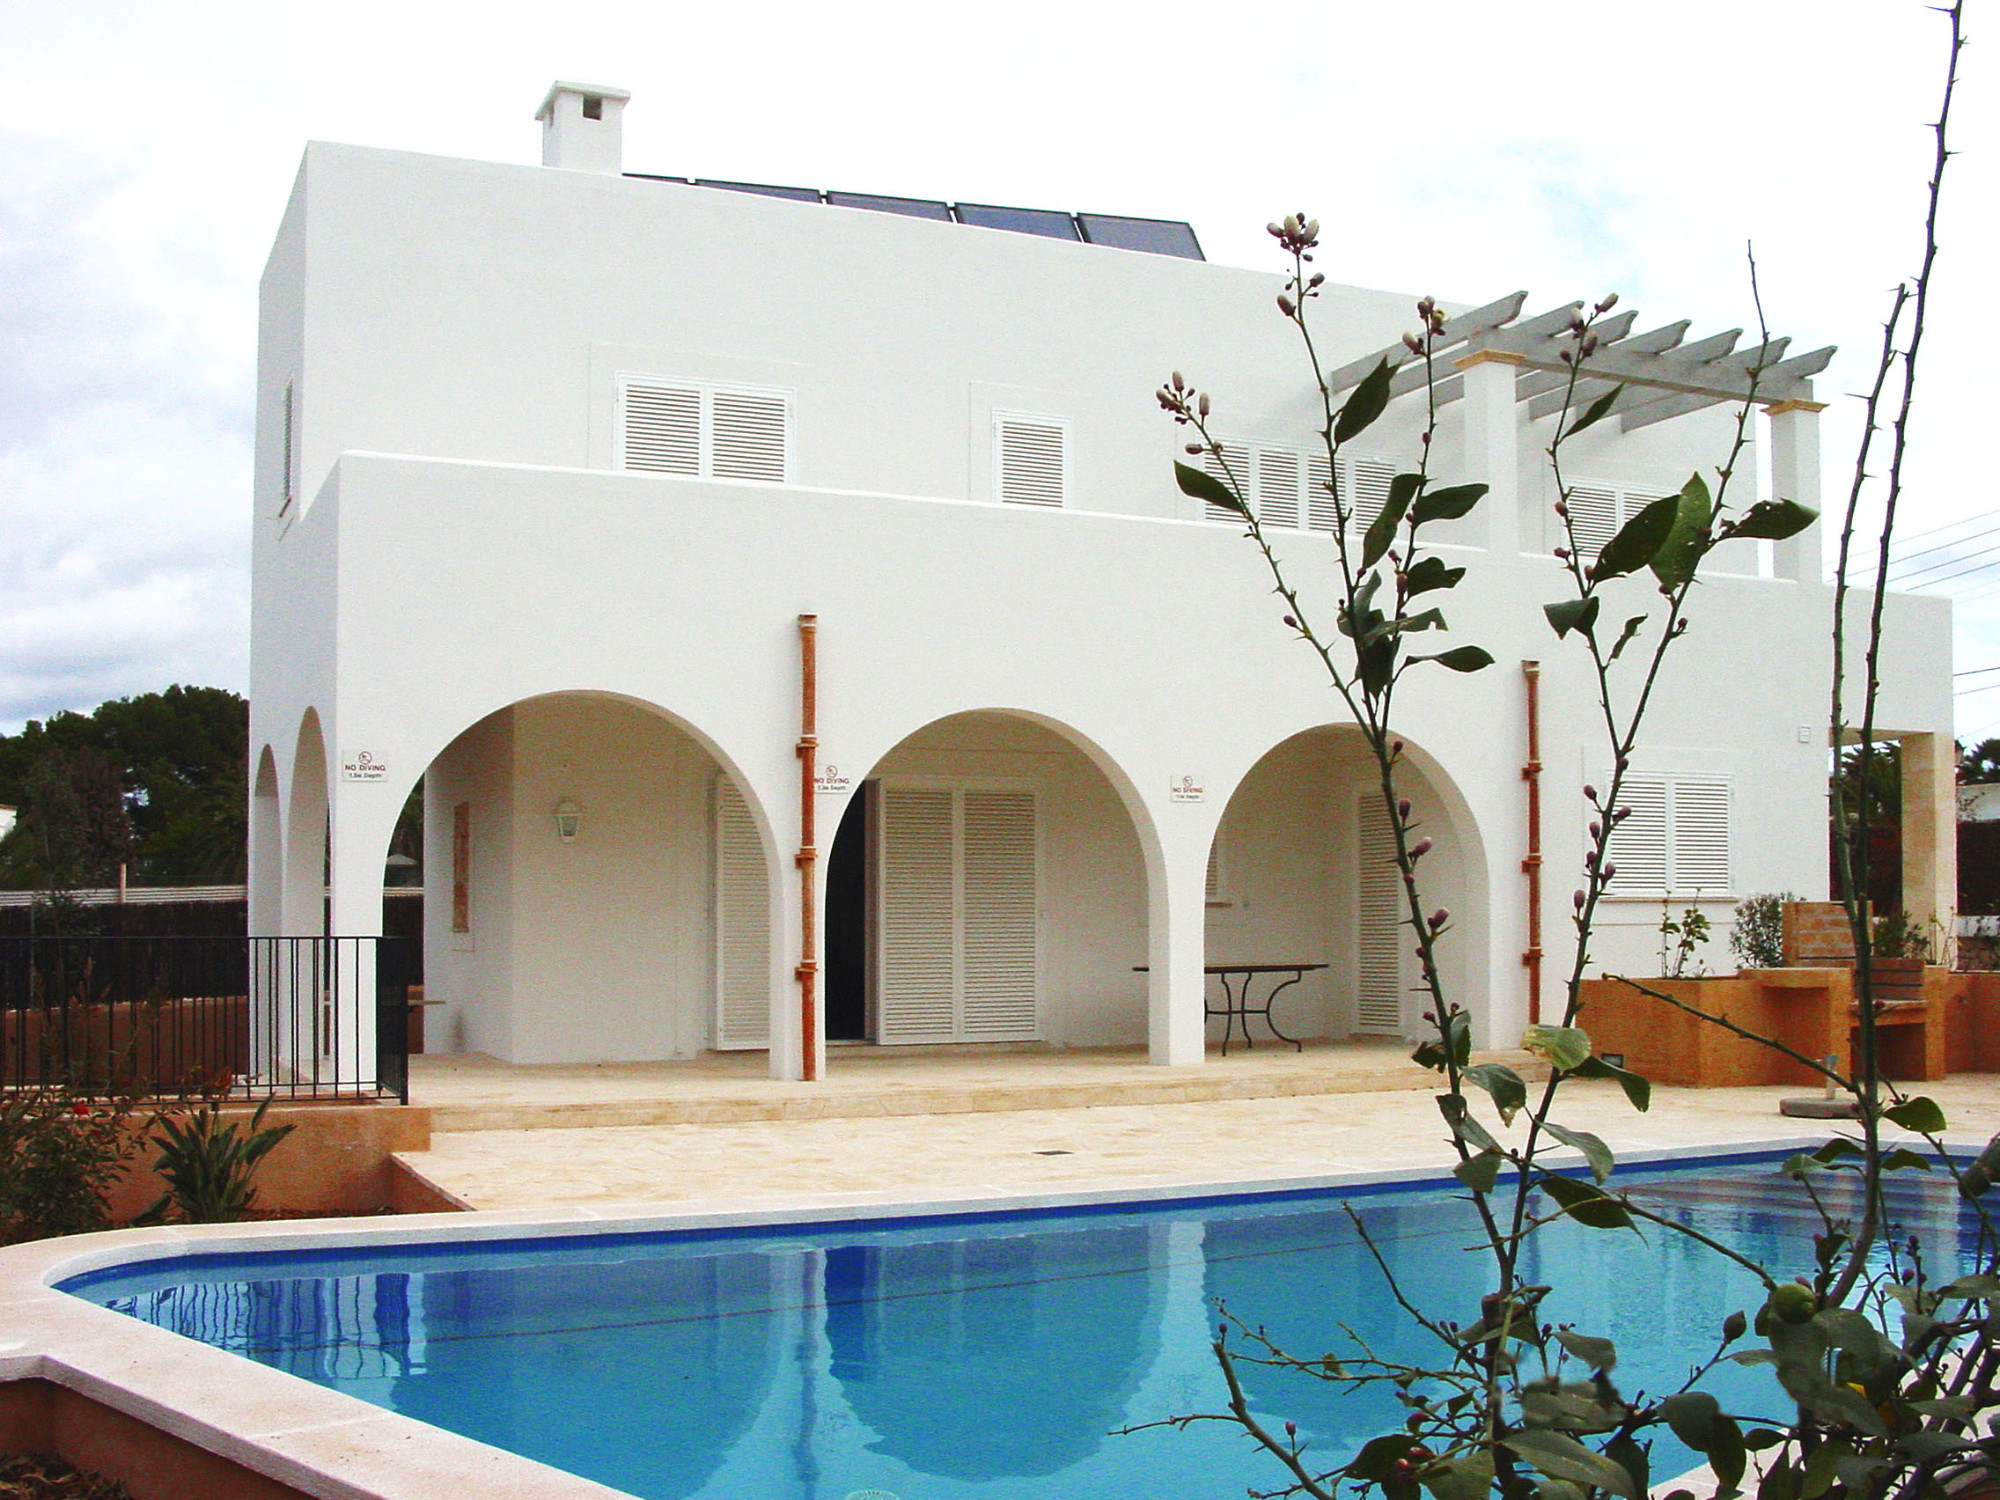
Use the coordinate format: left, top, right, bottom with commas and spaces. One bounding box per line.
1323, 289, 1529, 394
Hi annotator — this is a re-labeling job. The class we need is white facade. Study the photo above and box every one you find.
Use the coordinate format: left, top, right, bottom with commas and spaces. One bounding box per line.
248, 86, 1954, 1082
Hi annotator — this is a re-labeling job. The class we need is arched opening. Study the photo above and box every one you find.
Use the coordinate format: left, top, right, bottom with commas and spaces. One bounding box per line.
825, 710, 1150, 1049
413, 690, 777, 1065
249, 746, 282, 936
283, 710, 329, 939
1205, 726, 1484, 1045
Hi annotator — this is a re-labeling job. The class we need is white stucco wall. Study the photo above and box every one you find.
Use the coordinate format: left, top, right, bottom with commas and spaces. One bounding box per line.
246, 129, 1956, 1077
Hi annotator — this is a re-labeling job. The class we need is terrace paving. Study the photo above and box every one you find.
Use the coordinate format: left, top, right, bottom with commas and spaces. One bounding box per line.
393, 1046, 2000, 1215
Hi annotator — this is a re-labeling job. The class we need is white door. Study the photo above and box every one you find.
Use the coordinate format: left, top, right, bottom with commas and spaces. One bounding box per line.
1355, 792, 1406, 1036
875, 784, 1039, 1044
712, 776, 770, 1049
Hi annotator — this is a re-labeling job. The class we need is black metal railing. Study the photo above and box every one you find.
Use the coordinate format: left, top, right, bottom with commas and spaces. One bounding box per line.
0, 936, 409, 1104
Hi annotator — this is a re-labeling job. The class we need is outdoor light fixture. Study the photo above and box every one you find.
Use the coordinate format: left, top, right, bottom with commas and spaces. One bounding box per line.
553, 799, 583, 843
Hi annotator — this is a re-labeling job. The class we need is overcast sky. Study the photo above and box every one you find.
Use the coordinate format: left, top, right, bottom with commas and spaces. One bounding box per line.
1, 1, 1992, 737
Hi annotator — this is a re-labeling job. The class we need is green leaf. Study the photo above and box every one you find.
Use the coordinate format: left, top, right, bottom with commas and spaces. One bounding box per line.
1455, 1149, 1506, 1194
1412, 483, 1488, 526
1884, 1096, 1947, 1134
1335, 357, 1397, 443
1522, 1023, 1593, 1071
1566, 1054, 1652, 1112
1563, 384, 1623, 439
1360, 475, 1420, 571
1881, 1147, 1934, 1172
1420, 1451, 1495, 1500
1603, 1433, 1650, 1500
1396, 607, 1448, 634
1421, 646, 1495, 673
1649, 474, 1713, 592
1658, 1392, 1722, 1449
1438, 1091, 1501, 1153
1501, 1430, 1640, 1500
1543, 1121, 1616, 1184
1544, 596, 1600, 640
1606, 615, 1647, 664
1405, 556, 1467, 596
1349, 1433, 1422, 1482
1810, 1138, 1863, 1164
1463, 1063, 1529, 1125
1539, 1173, 1635, 1231
1935, 1271, 2000, 1299
1706, 1417, 1748, 1492
1592, 494, 1681, 581
1554, 1328, 1618, 1372
1174, 461, 1248, 518
1725, 498, 1817, 542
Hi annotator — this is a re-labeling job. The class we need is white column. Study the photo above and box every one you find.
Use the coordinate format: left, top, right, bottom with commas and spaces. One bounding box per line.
1147, 818, 1210, 1066
767, 852, 810, 1082
1457, 351, 1521, 555
1767, 401, 1825, 583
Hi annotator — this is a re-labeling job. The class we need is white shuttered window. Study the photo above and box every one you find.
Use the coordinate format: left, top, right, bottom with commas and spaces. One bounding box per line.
1602, 774, 1732, 897
1559, 480, 1668, 561
1205, 442, 1399, 536
877, 785, 1039, 1044
620, 378, 791, 483
995, 415, 1068, 507
1356, 793, 1405, 1034
713, 777, 772, 1049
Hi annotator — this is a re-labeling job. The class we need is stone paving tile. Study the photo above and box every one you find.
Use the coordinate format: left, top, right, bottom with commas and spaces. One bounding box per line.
396, 1074, 2000, 1213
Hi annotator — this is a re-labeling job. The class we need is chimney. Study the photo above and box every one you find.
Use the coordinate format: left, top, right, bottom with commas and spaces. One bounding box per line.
536, 82, 630, 174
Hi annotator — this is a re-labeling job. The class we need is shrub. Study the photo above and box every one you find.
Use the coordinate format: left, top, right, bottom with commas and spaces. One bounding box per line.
138, 1098, 294, 1224
1729, 891, 1799, 970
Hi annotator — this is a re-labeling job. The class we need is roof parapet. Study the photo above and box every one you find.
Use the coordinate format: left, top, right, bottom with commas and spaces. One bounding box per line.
536, 81, 631, 175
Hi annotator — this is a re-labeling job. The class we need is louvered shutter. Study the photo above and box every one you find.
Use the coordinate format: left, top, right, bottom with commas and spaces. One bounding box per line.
1257, 448, 1301, 529
959, 792, 1038, 1039
1356, 794, 1403, 1034
1607, 777, 1669, 894
996, 417, 1066, 507
622, 382, 702, 474
1203, 444, 1251, 523
1672, 779, 1731, 893
713, 777, 771, 1049
1565, 484, 1621, 557
711, 389, 789, 482
1205, 842, 1224, 902
877, 788, 958, 1041
1306, 452, 1338, 533
1345, 455, 1397, 534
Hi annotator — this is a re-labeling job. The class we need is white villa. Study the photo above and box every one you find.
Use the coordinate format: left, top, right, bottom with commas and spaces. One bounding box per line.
247, 82, 1955, 1084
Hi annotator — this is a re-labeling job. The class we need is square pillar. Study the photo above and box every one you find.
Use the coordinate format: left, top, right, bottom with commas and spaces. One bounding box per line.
1899, 732, 1958, 938
1766, 400, 1825, 583
1147, 831, 1210, 1065
1456, 350, 1521, 555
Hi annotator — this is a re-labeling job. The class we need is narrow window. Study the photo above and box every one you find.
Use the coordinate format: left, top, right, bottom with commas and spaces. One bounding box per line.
451, 802, 471, 933
279, 380, 296, 516
582, 95, 603, 120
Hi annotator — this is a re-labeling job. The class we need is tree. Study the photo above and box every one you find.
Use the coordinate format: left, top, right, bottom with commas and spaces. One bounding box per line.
0, 686, 247, 889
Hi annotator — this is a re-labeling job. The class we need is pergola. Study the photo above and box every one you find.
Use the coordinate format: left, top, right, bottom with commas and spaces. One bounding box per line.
1325, 290, 1835, 428
1312, 289, 1834, 594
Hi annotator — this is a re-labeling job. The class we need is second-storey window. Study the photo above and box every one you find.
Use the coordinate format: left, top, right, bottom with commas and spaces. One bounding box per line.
1603, 773, 1732, 898
619, 378, 792, 483
994, 413, 1069, 508
1202, 443, 1396, 534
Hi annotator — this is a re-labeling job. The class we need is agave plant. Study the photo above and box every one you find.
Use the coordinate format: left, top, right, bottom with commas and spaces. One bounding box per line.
138, 1099, 294, 1225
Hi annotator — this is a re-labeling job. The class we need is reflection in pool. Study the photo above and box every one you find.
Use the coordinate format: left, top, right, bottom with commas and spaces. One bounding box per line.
65, 1159, 1982, 1500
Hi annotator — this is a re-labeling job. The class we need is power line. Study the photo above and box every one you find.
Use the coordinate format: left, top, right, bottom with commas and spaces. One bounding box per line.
1890, 520, 2000, 569
1892, 539, 2000, 586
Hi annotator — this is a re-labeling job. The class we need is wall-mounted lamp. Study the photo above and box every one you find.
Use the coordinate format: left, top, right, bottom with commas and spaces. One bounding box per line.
554, 798, 583, 843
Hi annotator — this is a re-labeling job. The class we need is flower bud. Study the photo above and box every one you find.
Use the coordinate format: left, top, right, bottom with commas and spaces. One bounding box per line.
1186, 443, 1203, 455
1573, 889, 1587, 910
1602, 862, 1617, 881
1597, 293, 1620, 313
1583, 784, 1598, 802
1615, 806, 1631, 821
1197, 392, 1210, 417
1428, 908, 1449, 929
1397, 798, 1411, 819
1410, 837, 1433, 859
1277, 294, 1296, 316
1403, 332, 1423, 354
1283, 615, 1297, 628
1172, 371, 1185, 391
1553, 546, 1570, 560
1588, 821, 1601, 841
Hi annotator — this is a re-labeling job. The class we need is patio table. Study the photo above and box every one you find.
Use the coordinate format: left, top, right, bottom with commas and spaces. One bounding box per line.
1133, 963, 1328, 1055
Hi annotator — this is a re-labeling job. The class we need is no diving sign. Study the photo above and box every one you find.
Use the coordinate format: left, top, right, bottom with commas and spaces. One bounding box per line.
342, 751, 388, 783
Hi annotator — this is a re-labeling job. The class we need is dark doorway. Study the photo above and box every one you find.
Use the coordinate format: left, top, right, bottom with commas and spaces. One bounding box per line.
825, 782, 870, 1040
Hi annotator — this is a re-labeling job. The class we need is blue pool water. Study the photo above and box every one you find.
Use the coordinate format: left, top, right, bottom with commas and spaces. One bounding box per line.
64, 1154, 1985, 1500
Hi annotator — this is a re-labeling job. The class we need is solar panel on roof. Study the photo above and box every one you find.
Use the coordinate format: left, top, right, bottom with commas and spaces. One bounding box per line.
693, 179, 823, 203
952, 203, 1081, 240
826, 191, 954, 221
1076, 213, 1204, 261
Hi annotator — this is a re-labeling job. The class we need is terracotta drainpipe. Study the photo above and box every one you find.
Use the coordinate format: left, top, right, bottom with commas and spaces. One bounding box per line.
796, 615, 820, 1082
1521, 660, 1544, 1025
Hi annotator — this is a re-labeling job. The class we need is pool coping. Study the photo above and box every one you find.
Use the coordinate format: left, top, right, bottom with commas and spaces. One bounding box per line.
0, 1131, 1972, 1500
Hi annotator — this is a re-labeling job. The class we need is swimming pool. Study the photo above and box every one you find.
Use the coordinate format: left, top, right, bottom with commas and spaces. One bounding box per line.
63, 1152, 1982, 1500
